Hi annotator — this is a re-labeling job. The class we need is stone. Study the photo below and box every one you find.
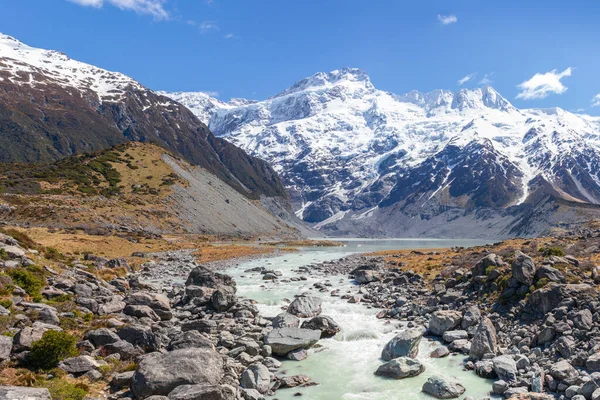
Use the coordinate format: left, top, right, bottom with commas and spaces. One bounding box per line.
123, 304, 160, 321
0, 335, 13, 361
167, 384, 224, 400
241, 389, 264, 400
472, 254, 505, 277
181, 319, 218, 334
272, 313, 300, 329
264, 328, 320, 356
286, 349, 308, 361
512, 251, 537, 285
0, 387, 51, 399
301, 315, 341, 338
287, 296, 322, 318
240, 363, 271, 394
85, 328, 120, 347
492, 380, 509, 395
461, 306, 481, 329
574, 309, 593, 330
442, 330, 468, 343
535, 265, 565, 283
549, 360, 578, 381
422, 375, 466, 399
117, 324, 160, 352
58, 355, 100, 374
168, 331, 214, 351
102, 340, 142, 360
279, 375, 311, 388
211, 289, 237, 312
13, 322, 62, 350
381, 328, 424, 361
131, 348, 224, 398
429, 310, 462, 336
430, 346, 450, 358
352, 268, 381, 284
587, 352, 600, 372
110, 371, 135, 391
185, 266, 236, 291
469, 317, 497, 360
492, 355, 517, 382
124, 292, 172, 321
374, 357, 425, 379
38, 308, 60, 326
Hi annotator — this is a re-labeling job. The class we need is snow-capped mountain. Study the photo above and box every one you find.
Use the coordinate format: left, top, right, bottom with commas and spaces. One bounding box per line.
167, 68, 600, 238
0, 33, 288, 203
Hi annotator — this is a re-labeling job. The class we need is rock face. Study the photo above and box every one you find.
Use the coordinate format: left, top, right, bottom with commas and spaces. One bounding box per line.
301, 315, 341, 338
167, 384, 224, 400
264, 328, 320, 356
287, 296, 322, 318
0, 387, 52, 400
374, 357, 425, 379
422, 375, 466, 399
469, 318, 497, 360
381, 328, 424, 361
511, 251, 537, 285
130, 348, 223, 398
429, 311, 462, 336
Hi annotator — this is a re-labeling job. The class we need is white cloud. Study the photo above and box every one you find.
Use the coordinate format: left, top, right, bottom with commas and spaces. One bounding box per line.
479, 72, 495, 85
437, 14, 457, 25
204, 91, 219, 97
592, 93, 600, 107
224, 33, 234, 39
66, 0, 169, 19
198, 20, 219, 33
516, 67, 573, 100
457, 73, 476, 86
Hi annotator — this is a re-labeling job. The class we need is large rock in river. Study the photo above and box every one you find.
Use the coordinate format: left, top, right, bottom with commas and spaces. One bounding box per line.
375, 357, 425, 379
422, 375, 466, 399
381, 328, 424, 361
264, 328, 320, 356
429, 311, 462, 336
301, 315, 341, 338
130, 348, 223, 398
287, 296, 322, 318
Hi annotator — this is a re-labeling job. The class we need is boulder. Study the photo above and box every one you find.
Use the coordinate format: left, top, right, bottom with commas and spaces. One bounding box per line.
472, 253, 505, 277
442, 330, 468, 343
548, 360, 578, 381
278, 375, 311, 388
13, 322, 61, 350
0, 387, 51, 399
381, 328, 424, 361
168, 331, 214, 351
117, 324, 160, 352
240, 363, 271, 394
461, 306, 481, 329
374, 357, 425, 379
430, 346, 450, 358
422, 375, 466, 399
511, 251, 537, 285
301, 315, 341, 338
469, 317, 497, 360
352, 268, 381, 284
264, 328, 320, 356
535, 265, 565, 283
429, 311, 462, 336
167, 384, 224, 400
185, 266, 236, 291
493, 355, 517, 382
131, 348, 223, 398
124, 292, 172, 321
59, 355, 100, 374
85, 328, 120, 347
0, 335, 13, 361
124, 304, 160, 321
211, 289, 237, 312
587, 352, 600, 372
287, 296, 322, 318
272, 313, 300, 329
574, 309, 593, 330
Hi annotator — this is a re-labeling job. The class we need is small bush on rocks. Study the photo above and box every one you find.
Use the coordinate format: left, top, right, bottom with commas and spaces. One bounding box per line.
44, 247, 63, 260
0, 298, 13, 309
540, 246, 565, 257
40, 378, 88, 400
28, 330, 78, 370
7, 267, 45, 301
0, 248, 8, 260
535, 278, 550, 289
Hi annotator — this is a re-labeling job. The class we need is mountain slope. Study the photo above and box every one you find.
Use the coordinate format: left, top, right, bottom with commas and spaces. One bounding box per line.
0, 33, 287, 202
0, 142, 299, 238
166, 68, 600, 238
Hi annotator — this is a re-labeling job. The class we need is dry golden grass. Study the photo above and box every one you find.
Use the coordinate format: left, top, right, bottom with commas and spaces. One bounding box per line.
194, 244, 277, 263
260, 239, 345, 247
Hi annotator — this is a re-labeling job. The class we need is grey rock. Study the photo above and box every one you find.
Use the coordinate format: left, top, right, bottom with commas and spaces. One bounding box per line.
574, 309, 593, 330
58, 355, 100, 373
587, 352, 600, 372
131, 348, 223, 398
168, 331, 214, 351
287, 296, 322, 318
381, 328, 424, 361
272, 313, 300, 329
167, 384, 224, 400
472, 254, 505, 277
422, 375, 466, 399
125, 292, 172, 321
124, 304, 161, 321
211, 289, 237, 312
492, 355, 517, 382
0, 335, 13, 361
549, 360, 578, 381
442, 330, 468, 343
185, 266, 236, 291
118, 324, 160, 352
461, 305, 481, 329
85, 328, 120, 347
429, 310, 462, 336
535, 264, 565, 283
492, 380, 509, 395
469, 317, 497, 360
240, 363, 271, 394
0, 387, 51, 399
511, 251, 537, 285
13, 322, 61, 350
374, 357, 425, 379
430, 346, 450, 358
264, 328, 320, 356
110, 371, 135, 391
301, 315, 341, 338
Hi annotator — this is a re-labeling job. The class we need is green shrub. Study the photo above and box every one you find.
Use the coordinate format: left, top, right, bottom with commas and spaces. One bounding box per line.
0, 248, 7, 261
535, 278, 550, 289
540, 247, 565, 257
40, 379, 87, 400
44, 247, 63, 261
0, 228, 40, 250
28, 330, 78, 370
0, 299, 12, 309
485, 266, 496, 276
7, 267, 45, 301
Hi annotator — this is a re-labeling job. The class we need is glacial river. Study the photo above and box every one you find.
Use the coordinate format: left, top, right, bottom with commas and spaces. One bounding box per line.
224, 239, 496, 400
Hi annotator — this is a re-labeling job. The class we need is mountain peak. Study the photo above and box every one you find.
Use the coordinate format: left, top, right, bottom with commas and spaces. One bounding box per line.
273, 67, 373, 98
398, 85, 513, 112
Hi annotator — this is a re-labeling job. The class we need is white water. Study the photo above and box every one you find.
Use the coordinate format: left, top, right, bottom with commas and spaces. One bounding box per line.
224, 239, 496, 399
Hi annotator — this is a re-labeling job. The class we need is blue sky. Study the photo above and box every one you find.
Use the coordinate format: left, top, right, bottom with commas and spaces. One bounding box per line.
2, 0, 600, 114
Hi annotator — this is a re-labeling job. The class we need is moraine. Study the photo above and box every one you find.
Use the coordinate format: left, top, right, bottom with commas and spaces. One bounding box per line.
224, 239, 492, 399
